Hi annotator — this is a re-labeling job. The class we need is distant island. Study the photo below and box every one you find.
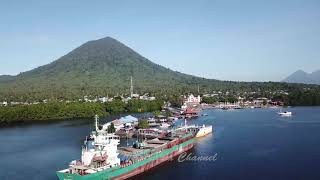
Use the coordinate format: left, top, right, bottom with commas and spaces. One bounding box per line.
0, 37, 320, 124
283, 70, 320, 85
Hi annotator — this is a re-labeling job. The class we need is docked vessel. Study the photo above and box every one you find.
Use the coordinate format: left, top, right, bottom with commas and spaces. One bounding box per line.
278, 111, 292, 116
56, 115, 196, 180
182, 124, 213, 138
195, 125, 213, 138
175, 120, 213, 138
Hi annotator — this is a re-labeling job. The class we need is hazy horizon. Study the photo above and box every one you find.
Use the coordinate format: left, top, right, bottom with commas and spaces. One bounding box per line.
1, 0, 320, 82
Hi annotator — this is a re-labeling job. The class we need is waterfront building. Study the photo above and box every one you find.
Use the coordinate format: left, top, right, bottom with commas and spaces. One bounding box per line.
184, 94, 201, 104
182, 94, 201, 109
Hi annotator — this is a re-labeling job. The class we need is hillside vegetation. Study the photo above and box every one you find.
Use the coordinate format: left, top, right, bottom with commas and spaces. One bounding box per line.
1, 37, 319, 101
0, 99, 163, 124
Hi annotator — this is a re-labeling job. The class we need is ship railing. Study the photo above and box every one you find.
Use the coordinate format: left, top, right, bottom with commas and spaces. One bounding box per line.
58, 169, 71, 173
120, 148, 169, 168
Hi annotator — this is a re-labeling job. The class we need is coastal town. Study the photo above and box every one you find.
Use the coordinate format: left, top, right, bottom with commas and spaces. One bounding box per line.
2, 1, 320, 179
0, 90, 287, 108
52, 86, 295, 179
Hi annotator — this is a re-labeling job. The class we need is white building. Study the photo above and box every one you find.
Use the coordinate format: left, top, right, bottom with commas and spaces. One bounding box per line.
238, 96, 244, 103
184, 94, 201, 104
182, 94, 201, 109
2, 101, 8, 106
139, 94, 156, 101
99, 97, 108, 103
131, 94, 140, 98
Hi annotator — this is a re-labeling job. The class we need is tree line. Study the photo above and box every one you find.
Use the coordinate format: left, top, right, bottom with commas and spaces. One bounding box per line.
0, 99, 163, 125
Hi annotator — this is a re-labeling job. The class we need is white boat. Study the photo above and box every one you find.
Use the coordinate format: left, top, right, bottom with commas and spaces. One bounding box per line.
195, 124, 213, 138
278, 111, 292, 116
175, 120, 213, 138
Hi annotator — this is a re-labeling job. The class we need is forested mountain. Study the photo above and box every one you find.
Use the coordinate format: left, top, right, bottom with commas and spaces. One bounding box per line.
283, 70, 320, 85
0, 75, 14, 83
0, 37, 318, 101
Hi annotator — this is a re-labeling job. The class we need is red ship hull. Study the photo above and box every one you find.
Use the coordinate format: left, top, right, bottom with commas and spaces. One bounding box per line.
112, 142, 194, 180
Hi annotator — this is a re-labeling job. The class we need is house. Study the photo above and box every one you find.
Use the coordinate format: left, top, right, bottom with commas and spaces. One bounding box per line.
119, 115, 139, 126
103, 119, 125, 132
182, 108, 199, 118
131, 94, 140, 98
139, 94, 156, 101
2, 101, 8, 106
238, 96, 245, 103
10, 101, 22, 105
99, 97, 108, 103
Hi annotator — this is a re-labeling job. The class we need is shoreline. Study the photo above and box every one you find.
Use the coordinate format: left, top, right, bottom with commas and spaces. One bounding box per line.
0, 100, 162, 127
0, 111, 154, 128
0, 116, 97, 128
2, 106, 319, 128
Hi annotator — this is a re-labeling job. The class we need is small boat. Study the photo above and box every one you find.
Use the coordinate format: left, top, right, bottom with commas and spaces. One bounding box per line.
195, 125, 213, 138
176, 121, 213, 138
202, 113, 208, 116
278, 111, 292, 116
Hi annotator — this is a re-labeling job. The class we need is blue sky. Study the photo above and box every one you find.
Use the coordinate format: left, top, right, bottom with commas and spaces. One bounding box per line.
1, 0, 320, 81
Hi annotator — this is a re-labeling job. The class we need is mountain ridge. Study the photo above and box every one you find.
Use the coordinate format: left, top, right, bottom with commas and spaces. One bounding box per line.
0, 36, 318, 101
0, 37, 220, 100
283, 70, 320, 85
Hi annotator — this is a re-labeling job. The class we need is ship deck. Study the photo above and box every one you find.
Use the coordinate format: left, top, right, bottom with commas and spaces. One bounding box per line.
118, 138, 173, 157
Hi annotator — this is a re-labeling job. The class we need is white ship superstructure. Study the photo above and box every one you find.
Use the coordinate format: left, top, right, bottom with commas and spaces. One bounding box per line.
60, 115, 121, 175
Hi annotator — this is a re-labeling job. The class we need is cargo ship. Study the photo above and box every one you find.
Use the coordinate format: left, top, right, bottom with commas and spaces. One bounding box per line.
56, 115, 196, 180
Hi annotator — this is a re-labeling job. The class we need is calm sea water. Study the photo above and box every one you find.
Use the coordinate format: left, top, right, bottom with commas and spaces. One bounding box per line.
1, 107, 320, 180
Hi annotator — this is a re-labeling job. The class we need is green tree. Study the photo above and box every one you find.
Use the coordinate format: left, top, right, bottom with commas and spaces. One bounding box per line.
105, 100, 126, 114
201, 97, 218, 104
153, 110, 161, 116
107, 123, 116, 133
138, 119, 149, 129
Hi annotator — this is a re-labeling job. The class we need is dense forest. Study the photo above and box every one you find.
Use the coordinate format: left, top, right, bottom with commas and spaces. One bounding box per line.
285, 90, 320, 106
0, 99, 163, 125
